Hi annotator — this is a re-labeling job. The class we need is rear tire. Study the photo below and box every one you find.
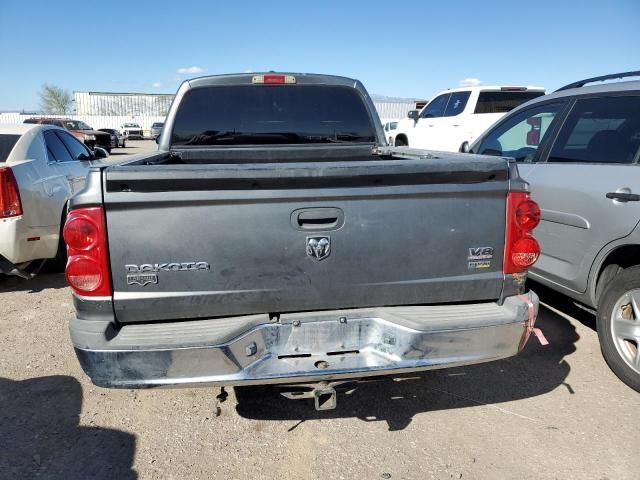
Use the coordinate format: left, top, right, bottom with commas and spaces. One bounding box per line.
597, 265, 640, 393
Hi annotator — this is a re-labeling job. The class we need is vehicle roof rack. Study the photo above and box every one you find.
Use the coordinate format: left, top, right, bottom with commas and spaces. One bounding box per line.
555, 71, 640, 92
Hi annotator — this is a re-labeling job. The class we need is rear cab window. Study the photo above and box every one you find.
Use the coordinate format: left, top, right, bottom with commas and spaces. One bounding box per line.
547, 95, 640, 164
0, 134, 21, 162
475, 91, 545, 114
170, 85, 377, 147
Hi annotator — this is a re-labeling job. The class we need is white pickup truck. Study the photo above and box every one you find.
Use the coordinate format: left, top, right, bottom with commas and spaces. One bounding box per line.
393, 86, 545, 152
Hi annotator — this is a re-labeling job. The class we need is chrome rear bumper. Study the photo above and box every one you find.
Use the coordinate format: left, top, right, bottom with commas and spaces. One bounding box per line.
72, 292, 538, 388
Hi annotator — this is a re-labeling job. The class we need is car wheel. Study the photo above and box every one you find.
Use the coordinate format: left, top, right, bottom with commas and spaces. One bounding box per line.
597, 265, 640, 392
395, 136, 407, 147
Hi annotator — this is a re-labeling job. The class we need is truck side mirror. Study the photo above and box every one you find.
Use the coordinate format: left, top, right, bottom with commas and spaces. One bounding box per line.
459, 141, 471, 153
407, 110, 420, 121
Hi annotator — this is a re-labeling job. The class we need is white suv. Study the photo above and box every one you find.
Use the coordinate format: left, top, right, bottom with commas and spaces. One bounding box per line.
393, 85, 545, 152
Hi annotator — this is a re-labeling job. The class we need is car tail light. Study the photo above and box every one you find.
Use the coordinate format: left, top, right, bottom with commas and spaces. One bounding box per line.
0, 166, 23, 218
504, 192, 541, 273
63, 207, 112, 297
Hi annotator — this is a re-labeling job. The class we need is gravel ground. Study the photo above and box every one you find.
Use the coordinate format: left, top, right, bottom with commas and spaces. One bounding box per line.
1, 276, 638, 480
1, 144, 638, 479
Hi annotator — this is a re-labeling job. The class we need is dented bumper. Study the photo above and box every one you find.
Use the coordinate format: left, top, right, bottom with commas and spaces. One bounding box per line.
71, 291, 539, 388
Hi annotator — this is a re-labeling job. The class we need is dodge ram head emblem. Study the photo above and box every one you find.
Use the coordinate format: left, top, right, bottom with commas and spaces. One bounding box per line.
306, 236, 331, 261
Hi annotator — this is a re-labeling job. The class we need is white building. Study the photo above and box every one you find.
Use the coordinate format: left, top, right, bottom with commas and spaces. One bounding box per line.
73, 91, 174, 116
73, 91, 418, 123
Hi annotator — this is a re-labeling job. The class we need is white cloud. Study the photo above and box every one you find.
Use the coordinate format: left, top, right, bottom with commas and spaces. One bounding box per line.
459, 77, 482, 87
176, 66, 205, 75
244, 69, 253, 73
151, 82, 162, 88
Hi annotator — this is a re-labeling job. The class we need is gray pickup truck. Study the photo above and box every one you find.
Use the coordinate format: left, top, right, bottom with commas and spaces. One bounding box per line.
65, 73, 542, 410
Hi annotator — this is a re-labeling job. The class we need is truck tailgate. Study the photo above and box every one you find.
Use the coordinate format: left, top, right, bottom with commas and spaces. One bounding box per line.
103, 158, 509, 323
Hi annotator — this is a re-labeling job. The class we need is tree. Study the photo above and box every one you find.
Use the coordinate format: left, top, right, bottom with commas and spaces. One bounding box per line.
38, 84, 72, 114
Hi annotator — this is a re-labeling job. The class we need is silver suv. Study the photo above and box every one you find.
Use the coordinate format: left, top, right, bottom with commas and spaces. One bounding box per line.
469, 71, 640, 392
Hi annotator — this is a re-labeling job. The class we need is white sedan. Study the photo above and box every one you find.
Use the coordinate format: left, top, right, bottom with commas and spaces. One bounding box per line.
0, 124, 107, 278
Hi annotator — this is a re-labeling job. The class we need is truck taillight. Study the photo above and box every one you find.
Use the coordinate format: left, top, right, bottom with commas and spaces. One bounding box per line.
0, 166, 23, 218
504, 192, 541, 274
63, 207, 112, 297
252, 74, 296, 84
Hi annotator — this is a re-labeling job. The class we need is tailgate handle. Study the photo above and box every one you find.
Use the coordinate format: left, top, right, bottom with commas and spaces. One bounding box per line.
292, 208, 344, 231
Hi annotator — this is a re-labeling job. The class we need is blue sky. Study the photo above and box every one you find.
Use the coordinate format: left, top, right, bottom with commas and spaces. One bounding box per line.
0, 0, 638, 110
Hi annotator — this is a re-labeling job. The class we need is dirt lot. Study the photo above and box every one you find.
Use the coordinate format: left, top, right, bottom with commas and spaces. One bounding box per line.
1, 143, 638, 479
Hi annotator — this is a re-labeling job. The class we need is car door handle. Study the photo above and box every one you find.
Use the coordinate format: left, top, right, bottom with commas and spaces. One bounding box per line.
606, 192, 640, 202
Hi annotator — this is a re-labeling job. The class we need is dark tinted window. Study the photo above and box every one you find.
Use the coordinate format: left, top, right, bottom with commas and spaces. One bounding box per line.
421, 94, 450, 118
474, 91, 545, 114
152, 123, 164, 128
0, 134, 20, 162
43, 130, 74, 162
548, 96, 640, 164
171, 85, 376, 146
57, 131, 91, 160
444, 91, 471, 117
